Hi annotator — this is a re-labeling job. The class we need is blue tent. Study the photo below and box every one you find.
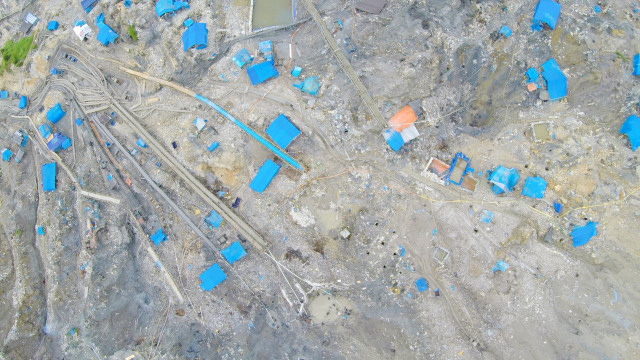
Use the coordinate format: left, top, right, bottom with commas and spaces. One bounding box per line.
293, 76, 320, 96
46, 103, 66, 124
156, 0, 189, 17
633, 54, 640, 76
39, 124, 52, 139
204, 210, 223, 228
96, 13, 118, 46
620, 114, 640, 151
182, 22, 207, 51
266, 114, 300, 149
541, 58, 567, 101
250, 159, 280, 193
383, 128, 404, 151
246, 61, 279, 85
47, 21, 59, 31
199, 263, 227, 291
521, 176, 547, 198
150, 229, 167, 245
2, 148, 12, 162
232, 48, 253, 68
18, 95, 27, 109
531, 0, 561, 31
81, 0, 99, 14
42, 162, 56, 192
571, 221, 597, 247
488, 165, 520, 195
220, 241, 247, 265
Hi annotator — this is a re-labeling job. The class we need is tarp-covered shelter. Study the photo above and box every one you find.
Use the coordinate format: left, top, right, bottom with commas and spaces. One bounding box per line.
250, 159, 280, 193
621, 114, 640, 151
204, 210, 223, 228
47, 133, 72, 152
96, 13, 118, 46
156, 0, 189, 17
1, 149, 12, 162
42, 162, 56, 192
81, 0, 99, 14
182, 22, 207, 51
199, 263, 226, 291
247, 61, 279, 85
232, 48, 253, 68
150, 229, 167, 245
266, 114, 300, 149
541, 58, 567, 101
488, 165, 520, 195
531, 0, 561, 31
47, 21, 59, 31
46, 103, 66, 124
39, 124, 52, 139
19, 95, 28, 109
221, 241, 247, 265
383, 128, 404, 152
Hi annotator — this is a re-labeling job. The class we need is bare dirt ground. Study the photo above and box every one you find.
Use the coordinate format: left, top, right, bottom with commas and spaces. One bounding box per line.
1, 0, 639, 359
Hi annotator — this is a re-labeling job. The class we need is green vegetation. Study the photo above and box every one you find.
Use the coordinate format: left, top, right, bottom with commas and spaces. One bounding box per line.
128, 24, 138, 42
616, 51, 629, 63
14, 229, 22, 237
0, 35, 35, 73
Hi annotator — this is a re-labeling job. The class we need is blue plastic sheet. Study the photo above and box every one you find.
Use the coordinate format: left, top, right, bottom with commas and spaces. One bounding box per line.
150, 229, 167, 245
521, 176, 547, 198
633, 54, 640, 76
499, 25, 512, 37
250, 159, 280, 193
571, 221, 597, 247
246, 61, 279, 85
488, 166, 520, 195
493, 260, 509, 273
232, 48, 253, 68
199, 263, 227, 291
220, 241, 247, 265
531, 0, 561, 31
415, 278, 429, 292
266, 114, 300, 149
383, 128, 404, 152
541, 58, 567, 100
620, 114, 640, 151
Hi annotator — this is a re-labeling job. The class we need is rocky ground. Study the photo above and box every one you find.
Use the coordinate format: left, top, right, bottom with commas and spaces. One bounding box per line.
1, 0, 639, 359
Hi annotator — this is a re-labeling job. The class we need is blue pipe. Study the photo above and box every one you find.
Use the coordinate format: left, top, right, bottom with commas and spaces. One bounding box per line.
195, 94, 304, 171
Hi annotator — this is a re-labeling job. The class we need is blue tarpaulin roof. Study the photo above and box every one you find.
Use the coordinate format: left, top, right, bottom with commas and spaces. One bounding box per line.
521, 176, 547, 198
47, 21, 59, 31
221, 241, 247, 265
526, 68, 539, 83
19, 95, 27, 109
42, 162, 56, 192
81, 0, 99, 13
633, 54, 640, 76
266, 114, 300, 149
541, 58, 567, 100
46, 103, 66, 124
39, 123, 51, 139
232, 48, 253, 68
96, 13, 118, 46
200, 263, 227, 291
47, 133, 71, 151
247, 61, 279, 85
156, 0, 189, 17
621, 114, 640, 151
250, 159, 280, 193
532, 0, 561, 31
488, 165, 520, 195
150, 229, 167, 245
383, 128, 404, 151
204, 210, 223, 228
2, 149, 12, 162
415, 278, 428, 292
182, 22, 207, 51
571, 221, 597, 247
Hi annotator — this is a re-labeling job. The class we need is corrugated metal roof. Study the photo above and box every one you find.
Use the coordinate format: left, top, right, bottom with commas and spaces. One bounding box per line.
355, 0, 386, 14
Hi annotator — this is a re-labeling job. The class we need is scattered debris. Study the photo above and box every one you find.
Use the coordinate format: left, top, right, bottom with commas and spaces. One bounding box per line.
571, 221, 598, 247
493, 260, 509, 273
19, 13, 39, 34
355, 0, 386, 15
193, 117, 207, 132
